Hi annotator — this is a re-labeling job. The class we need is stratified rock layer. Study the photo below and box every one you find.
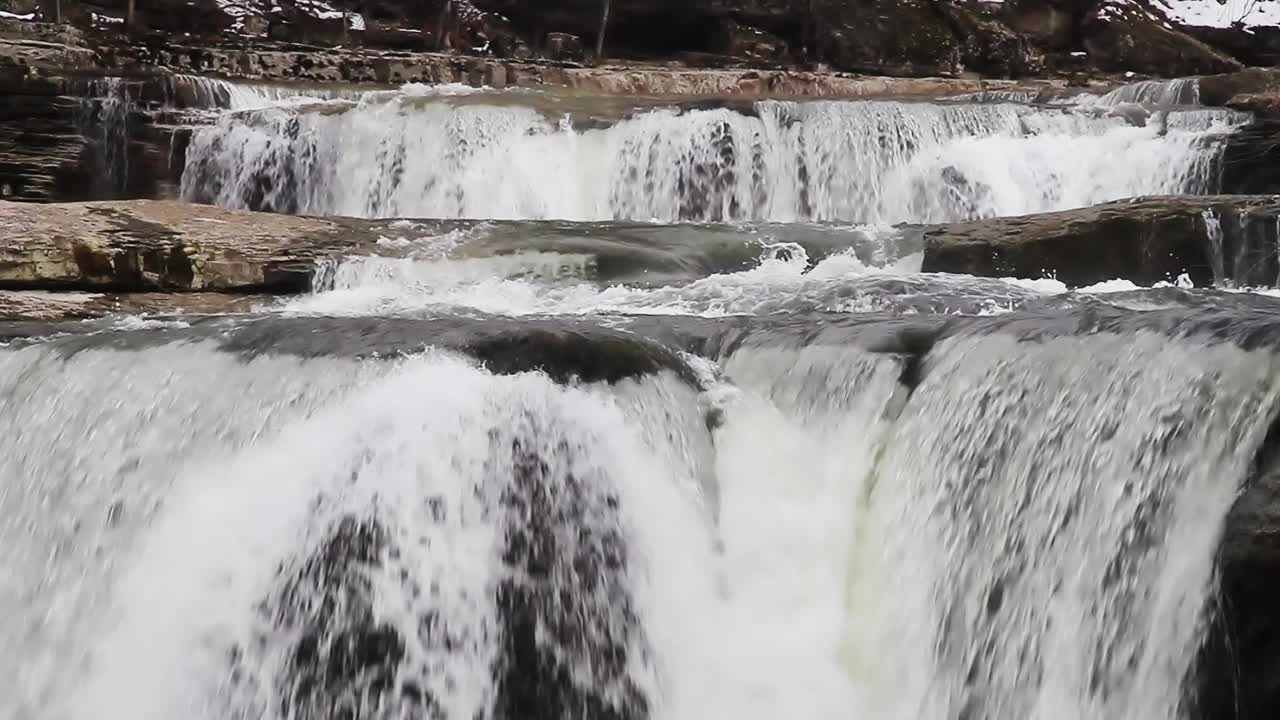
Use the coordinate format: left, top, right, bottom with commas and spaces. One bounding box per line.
2, 195, 1277, 299
920, 195, 1280, 288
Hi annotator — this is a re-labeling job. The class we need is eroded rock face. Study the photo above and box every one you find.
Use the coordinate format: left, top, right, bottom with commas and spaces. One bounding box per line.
1080, 1, 1243, 76
0, 72, 89, 202
712, 18, 787, 64
2, 0, 1262, 78
946, 1, 1046, 78
1219, 120, 1280, 197
919, 195, 1280, 288
1198, 430, 1280, 720
0, 199, 388, 292
0, 69, 194, 203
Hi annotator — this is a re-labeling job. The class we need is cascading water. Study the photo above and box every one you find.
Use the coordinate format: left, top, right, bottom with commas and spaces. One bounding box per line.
179, 88, 1248, 223
1094, 78, 1202, 107
12, 71, 1280, 720
1203, 209, 1225, 284
80, 78, 132, 197
2, 340, 719, 720
851, 332, 1280, 720
166, 74, 384, 111
6, 313, 1278, 720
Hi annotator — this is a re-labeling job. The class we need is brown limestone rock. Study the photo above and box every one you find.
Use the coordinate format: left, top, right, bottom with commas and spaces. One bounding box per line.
0, 199, 387, 291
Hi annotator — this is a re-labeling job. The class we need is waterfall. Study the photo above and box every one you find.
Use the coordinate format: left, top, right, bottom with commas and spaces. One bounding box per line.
4, 314, 1278, 720
853, 331, 1280, 720
15, 67, 1280, 720
1203, 209, 1225, 285
1095, 78, 1202, 107
166, 75, 492, 111
2, 340, 717, 720
80, 78, 132, 197
179, 90, 1247, 223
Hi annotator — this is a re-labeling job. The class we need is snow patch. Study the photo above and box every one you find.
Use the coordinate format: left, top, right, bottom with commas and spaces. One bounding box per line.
0, 9, 34, 20
294, 0, 364, 30
214, 0, 257, 18
1155, 0, 1280, 29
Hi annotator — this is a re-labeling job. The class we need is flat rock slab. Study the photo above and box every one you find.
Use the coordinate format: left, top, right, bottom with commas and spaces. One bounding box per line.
0, 199, 389, 292
0, 290, 263, 319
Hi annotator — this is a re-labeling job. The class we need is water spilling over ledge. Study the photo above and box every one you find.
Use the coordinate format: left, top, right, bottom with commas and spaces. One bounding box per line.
5, 303, 1280, 720
9, 71, 1280, 720
178, 85, 1247, 223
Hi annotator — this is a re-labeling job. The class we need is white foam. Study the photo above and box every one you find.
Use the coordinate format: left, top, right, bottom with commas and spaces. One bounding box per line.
180, 94, 1247, 224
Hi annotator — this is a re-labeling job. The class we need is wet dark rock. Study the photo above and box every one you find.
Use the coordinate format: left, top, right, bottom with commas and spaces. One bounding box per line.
942, 0, 1045, 78
1201, 68, 1280, 115
5, 313, 699, 386
0, 70, 194, 203
711, 18, 787, 64
920, 195, 1280, 288
812, 0, 964, 77
617, 295, 1280, 364
1002, 0, 1081, 50
544, 31, 584, 63
1220, 119, 1280, 197
1199, 415, 1280, 720
0, 71, 92, 202
10, 296, 1280, 359
1191, 26, 1280, 68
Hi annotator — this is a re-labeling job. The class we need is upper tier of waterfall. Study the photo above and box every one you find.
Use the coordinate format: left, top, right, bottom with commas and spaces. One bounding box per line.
176, 79, 1247, 224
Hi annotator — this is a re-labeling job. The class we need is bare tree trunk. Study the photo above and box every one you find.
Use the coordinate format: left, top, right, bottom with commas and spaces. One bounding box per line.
126, 0, 136, 30
595, 0, 611, 62
805, 0, 816, 62
436, 0, 453, 50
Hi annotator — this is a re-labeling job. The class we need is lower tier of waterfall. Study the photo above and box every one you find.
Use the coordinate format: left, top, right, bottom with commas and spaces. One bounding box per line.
3, 307, 1277, 720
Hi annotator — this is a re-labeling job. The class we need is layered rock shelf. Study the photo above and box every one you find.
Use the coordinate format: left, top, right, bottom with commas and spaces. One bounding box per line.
920, 195, 1280, 288
2, 195, 1276, 319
